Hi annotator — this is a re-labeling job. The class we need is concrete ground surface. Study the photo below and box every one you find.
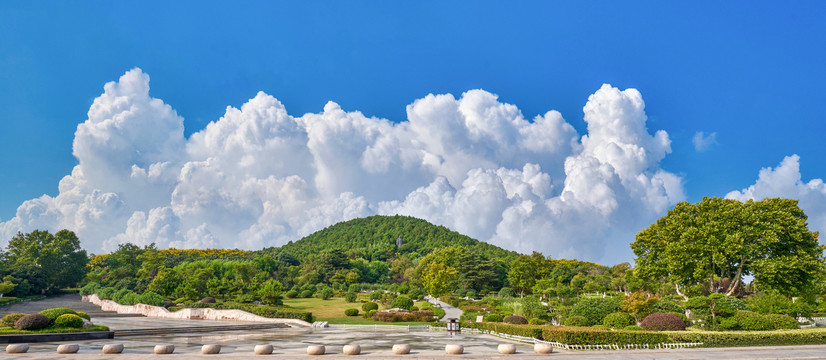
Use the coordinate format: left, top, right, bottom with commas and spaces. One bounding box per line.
425, 296, 462, 322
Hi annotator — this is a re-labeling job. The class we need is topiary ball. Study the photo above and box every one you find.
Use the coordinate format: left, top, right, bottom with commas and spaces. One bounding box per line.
1, 313, 26, 326
503, 315, 528, 324
563, 315, 590, 327
55, 314, 84, 328
603, 312, 635, 328
765, 314, 799, 330
40, 308, 78, 324
15, 313, 51, 330
76, 312, 91, 321
640, 312, 686, 331
344, 308, 359, 316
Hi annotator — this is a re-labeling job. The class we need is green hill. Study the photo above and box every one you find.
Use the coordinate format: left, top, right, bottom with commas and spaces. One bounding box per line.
267, 215, 518, 263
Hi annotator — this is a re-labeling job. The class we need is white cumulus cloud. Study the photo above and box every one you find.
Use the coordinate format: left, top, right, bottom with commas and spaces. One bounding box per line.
0, 69, 684, 263
692, 131, 717, 152
726, 155, 826, 237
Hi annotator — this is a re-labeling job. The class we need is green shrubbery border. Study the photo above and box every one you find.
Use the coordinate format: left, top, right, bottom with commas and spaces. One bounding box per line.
167, 301, 313, 323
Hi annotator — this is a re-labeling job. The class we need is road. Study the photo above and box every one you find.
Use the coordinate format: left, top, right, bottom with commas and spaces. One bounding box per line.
425, 296, 463, 322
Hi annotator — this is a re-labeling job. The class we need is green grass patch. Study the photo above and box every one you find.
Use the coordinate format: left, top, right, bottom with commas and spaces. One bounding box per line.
282, 296, 432, 325
0, 325, 109, 334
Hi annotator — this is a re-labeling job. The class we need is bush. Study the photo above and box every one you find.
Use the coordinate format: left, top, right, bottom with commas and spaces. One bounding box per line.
765, 314, 799, 330
592, 324, 609, 330
668, 312, 690, 327
362, 302, 379, 312
14, 313, 51, 330
484, 313, 503, 322
40, 308, 78, 323
570, 297, 621, 326
300, 290, 314, 298
391, 295, 413, 310
76, 312, 91, 320
640, 312, 686, 331
603, 312, 635, 328
162, 301, 176, 308
1, 313, 25, 326
563, 315, 590, 327
345, 292, 357, 303
55, 314, 84, 328
138, 292, 166, 306
319, 288, 334, 300
168, 301, 314, 323
285, 290, 299, 299
503, 315, 528, 324
652, 299, 684, 314
624, 325, 644, 331
199, 296, 216, 303
666, 328, 826, 347
542, 326, 668, 345
498, 287, 516, 298
529, 318, 545, 325
79, 282, 101, 296
732, 310, 774, 331
408, 288, 425, 300
344, 308, 359, 316
370, 292, 382, 300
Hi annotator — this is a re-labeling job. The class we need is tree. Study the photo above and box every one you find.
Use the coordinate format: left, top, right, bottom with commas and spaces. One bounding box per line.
257, 279, 283, 306
4, 230, 88, 293
421, 262, 457, 297
632, 197, 824, 298
508, 254, 539, 297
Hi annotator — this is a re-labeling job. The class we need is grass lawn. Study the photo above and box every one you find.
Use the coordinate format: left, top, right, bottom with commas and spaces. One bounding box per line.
282, 295, 434, 325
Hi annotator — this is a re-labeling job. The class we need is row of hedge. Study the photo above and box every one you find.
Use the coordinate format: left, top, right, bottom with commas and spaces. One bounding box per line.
167, 301, 313, 323
442, 322, 826, 347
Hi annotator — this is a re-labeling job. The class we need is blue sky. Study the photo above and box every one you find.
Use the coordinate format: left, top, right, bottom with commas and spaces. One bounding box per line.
1, 2, 825, 263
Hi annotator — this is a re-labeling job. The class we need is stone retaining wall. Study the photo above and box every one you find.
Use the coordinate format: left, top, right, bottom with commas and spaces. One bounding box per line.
82, 295, 311, 327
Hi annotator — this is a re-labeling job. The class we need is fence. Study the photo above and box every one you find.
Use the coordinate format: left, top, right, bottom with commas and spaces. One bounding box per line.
454, 327, 703, 351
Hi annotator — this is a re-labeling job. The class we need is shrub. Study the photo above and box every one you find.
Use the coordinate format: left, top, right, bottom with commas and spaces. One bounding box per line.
640, 312, 686, 331
603, 312, 635, 328
570, 297, 622, 326
345, 292, 357, 303
138, 292, 166, 306
372, 310, 434, 322
370, 292, 382, 300
624, 325, 644, 331
285, 290, 298, 298
362, 302, 379, 312
408, 288, 425, 300
542, 326, 668, 345
79, 282, 101, 296
765, 314, 799, 330
732, 310, 774, 331
199, 296, 216, 303
319, 288, 334, 300
55, 314, 84, 328
40, 308, 78, 323
300, 290, 314, 298
503, 315, 528, 324
484, 313, 503, 322
14, 313, 51, 330
162, 301, 176, 308
528, 318, 545, 325
76, 312, 91, 321
592, 324, 609, 330
652, 299, 684, 314
563, 315, 590, 327
344, 308, 359, 316
667, 312, 690, 327
391, 295, 413, 310
1, 313, 25, 326
498, 287, 516, 298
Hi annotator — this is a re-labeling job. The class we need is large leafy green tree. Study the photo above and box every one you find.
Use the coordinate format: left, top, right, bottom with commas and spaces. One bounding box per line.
421, 262, 457, 297
632, 197, 824, 298
4, 229, 88, 293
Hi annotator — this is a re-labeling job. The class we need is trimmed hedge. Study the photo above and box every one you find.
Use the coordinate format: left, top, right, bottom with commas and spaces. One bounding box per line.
40, 308, 78, 323
765, 314, 799, 330
666, 328, 826, 347
55, 314, 84, 328
1, 313, 25, 326
372, 310, 434, 322
732, 310, 773, 331
543, 327, 668, 346
563, 315, 589, 327
14, 313, 51, 330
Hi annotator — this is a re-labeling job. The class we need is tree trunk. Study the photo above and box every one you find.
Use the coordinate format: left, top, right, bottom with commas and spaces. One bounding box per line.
725, 255, 745, 297
675, 284, 689, 301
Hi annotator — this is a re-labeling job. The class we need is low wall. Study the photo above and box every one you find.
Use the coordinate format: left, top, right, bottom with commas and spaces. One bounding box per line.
82, 294, 311, 327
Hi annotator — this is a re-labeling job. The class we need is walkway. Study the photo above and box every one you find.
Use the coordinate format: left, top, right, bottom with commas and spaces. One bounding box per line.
425, 296, 462, 322
0, 294, 139, 318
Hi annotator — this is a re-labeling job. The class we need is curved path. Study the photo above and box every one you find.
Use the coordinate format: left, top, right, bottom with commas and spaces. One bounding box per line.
425, 296, 462, 322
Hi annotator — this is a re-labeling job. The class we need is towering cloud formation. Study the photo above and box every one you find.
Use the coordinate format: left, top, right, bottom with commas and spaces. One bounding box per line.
0, 69, 685, 263
726, 155, 826, 236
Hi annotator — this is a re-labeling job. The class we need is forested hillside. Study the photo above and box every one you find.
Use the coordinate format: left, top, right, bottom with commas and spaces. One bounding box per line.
264, 215, 518, 263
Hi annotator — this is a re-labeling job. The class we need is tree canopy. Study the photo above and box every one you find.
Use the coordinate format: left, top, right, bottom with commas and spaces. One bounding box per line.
632, 197, 824, 298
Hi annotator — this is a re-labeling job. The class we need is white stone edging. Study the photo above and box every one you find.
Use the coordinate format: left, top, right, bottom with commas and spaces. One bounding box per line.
82, 294, 311, 327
